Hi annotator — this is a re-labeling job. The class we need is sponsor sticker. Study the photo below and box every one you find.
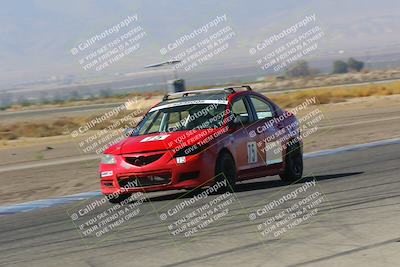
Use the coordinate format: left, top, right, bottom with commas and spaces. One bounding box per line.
176, 156, 186, 164
140, 135, 170, 142
100, 171, 113, 178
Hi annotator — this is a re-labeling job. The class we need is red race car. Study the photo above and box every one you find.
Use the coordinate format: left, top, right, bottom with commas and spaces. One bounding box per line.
99, 85, 303, 203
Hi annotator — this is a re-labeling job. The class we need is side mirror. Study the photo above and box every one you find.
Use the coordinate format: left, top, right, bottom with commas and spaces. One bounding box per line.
124, 128, 134, 137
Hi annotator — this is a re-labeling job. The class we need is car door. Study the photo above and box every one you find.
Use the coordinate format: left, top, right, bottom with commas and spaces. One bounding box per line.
230, 96, 266, 176
248, 95, 284, 171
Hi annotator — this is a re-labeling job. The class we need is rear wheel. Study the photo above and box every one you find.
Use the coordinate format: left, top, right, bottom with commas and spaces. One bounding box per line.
215, 152, 237, 192
279, 143, 303, 182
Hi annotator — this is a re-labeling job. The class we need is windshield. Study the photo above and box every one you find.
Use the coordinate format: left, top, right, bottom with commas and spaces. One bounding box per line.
133, 103, 227, 136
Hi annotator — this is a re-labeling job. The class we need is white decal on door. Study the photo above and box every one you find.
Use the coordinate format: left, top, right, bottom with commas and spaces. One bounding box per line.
247, 142, 258, 163
266, 140, 283, 165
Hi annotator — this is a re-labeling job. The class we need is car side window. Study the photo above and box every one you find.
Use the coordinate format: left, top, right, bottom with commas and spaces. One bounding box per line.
231, 98, 251, 124
249, 96, 274, 120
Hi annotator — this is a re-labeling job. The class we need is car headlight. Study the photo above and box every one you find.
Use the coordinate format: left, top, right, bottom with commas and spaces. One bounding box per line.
101, 154, 116, 165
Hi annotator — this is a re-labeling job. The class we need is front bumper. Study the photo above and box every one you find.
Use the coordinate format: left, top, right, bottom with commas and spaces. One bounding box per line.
99, 150, 216, 195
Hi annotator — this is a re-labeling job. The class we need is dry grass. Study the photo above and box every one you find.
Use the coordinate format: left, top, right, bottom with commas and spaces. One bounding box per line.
0, 108, 146, 140
268, 81, 400, 108
0, 117, 82, 140
253, 69, 400, 91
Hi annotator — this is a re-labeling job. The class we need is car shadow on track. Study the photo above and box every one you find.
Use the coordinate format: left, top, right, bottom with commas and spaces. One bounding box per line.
143, 172, 364, 202
234, 171, 364, 193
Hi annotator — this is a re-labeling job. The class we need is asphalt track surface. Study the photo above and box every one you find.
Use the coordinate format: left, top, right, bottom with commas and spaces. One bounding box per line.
0, 143, 399, 267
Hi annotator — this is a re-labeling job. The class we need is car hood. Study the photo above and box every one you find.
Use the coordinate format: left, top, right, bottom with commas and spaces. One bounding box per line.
116, 128, 224, 154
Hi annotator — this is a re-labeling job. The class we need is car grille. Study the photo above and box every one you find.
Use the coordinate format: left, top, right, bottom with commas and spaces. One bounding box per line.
118, 173, 171, 188
124, 153, 164, 166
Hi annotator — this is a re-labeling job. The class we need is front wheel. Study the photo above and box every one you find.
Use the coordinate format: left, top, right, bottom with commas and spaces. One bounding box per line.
215, 152, 237, 192
279, 143, 303, 183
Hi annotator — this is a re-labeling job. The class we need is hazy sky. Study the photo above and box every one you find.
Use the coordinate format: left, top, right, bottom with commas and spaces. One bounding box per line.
1, 0, 399, 83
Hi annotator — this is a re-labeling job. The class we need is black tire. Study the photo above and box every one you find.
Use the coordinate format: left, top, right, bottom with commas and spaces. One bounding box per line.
215, 152, 237, 192
279, 143, 303, 183
107, 193, 131, 204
